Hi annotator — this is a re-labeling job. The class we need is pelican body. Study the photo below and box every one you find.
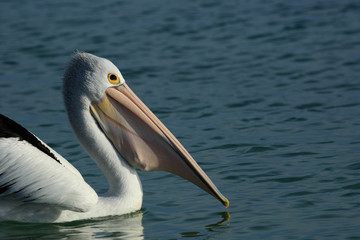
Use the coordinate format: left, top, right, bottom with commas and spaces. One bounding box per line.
0, 53, 228, 223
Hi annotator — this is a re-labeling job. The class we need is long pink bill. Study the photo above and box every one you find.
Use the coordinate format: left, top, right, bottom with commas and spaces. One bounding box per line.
90, 83, 229, 207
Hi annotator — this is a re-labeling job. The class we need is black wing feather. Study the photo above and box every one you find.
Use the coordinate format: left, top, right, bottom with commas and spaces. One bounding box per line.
0, 114, 61, 164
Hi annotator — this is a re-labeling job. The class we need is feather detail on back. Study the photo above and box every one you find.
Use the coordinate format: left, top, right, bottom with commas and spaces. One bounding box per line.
0, 115, 98, 212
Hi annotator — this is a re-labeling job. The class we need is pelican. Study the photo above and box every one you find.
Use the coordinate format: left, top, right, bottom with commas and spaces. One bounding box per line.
0, 52, 228, 223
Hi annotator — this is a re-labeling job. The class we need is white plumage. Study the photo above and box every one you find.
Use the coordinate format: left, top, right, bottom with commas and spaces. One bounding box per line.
0, 52, 228, 223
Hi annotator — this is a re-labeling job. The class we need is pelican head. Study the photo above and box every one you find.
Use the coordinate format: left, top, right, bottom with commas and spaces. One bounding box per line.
63, 52, 229, 208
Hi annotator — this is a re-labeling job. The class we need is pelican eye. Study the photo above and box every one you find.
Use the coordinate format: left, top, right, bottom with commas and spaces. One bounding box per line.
107, 73, 120, 85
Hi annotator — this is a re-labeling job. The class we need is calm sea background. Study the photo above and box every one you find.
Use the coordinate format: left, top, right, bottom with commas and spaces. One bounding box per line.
1, 0, 360, 239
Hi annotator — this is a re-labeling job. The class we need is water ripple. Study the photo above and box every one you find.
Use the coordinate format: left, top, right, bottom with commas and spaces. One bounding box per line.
1, 0, 360, 239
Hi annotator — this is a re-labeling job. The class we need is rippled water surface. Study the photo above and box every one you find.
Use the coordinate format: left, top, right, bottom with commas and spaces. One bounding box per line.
1, 0, 360, 239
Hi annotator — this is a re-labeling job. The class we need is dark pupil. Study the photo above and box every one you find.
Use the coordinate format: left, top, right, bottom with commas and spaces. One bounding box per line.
110, 74, 117, 80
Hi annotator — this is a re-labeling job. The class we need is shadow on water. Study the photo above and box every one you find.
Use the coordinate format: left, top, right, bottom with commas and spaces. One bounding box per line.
0, 210, 231, 239
179, 211, 231, 238
0, 211, 144, 240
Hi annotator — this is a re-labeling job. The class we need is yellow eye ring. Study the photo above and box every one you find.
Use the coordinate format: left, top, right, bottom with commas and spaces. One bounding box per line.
107, 73, 120, 85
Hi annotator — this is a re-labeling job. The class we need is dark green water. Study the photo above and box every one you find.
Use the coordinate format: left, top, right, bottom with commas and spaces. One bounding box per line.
1, 0, 360, 239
